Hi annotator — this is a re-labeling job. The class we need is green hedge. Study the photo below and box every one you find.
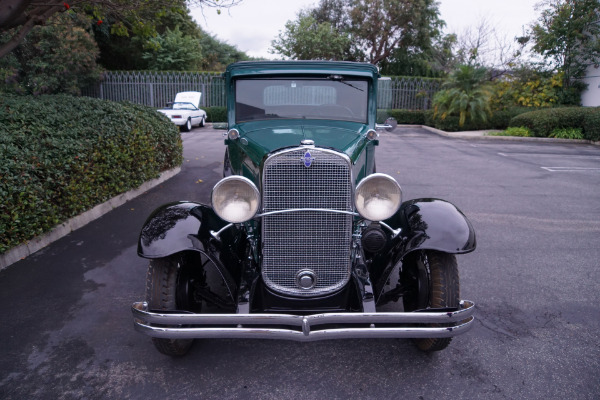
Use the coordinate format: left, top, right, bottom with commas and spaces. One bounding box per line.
377, 109, 426, 125
205, 107, 227, 122
509, 107, 600, 140
0, 94, 183, 253
377, 108, 537, 131
424, 107, 537, 132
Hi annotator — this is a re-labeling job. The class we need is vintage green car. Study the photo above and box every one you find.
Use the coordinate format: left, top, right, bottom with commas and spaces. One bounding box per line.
131, 61, 476, 357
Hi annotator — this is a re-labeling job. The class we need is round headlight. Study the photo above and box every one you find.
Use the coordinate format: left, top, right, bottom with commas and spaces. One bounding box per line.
211, 176, 260, 223
355, 173, 402, 221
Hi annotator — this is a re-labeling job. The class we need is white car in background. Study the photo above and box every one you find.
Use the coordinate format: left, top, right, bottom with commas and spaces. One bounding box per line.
158, 91, 207, 132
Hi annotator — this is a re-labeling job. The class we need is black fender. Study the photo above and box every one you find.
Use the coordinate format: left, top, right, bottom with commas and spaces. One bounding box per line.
138, 201, 244, 305
392, 198, 476, 255
373, 198, 476, 300
138, 201, 229, 258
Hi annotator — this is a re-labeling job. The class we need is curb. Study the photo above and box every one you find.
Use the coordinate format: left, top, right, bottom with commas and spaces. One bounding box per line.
417, 125, 599, 145
0, 167, 181, 271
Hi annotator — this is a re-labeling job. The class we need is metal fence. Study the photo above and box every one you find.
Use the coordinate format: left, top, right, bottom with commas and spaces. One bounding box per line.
378, 77, 442, 110
82, 71, 441, 110
81, 71, 226, 108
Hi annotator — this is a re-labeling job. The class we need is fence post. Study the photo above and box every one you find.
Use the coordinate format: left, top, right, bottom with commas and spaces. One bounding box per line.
149, 82, 154, 108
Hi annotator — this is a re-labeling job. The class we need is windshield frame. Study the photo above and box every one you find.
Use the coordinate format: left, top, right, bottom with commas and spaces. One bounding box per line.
234, 77, 370, 124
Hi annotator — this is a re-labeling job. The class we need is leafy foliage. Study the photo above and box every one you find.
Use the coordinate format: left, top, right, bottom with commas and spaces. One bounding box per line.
0, 94, 183, 253
377, 109, 426, 125
425, 107, 534, 132
0, 13, 101, 95
549, 127, 584, 140
492, 127, 532, 137
432, 65, 492, 126
143, 26, 203, 70
0, 0, 243, 59
509, 107, 600, 140
530, 0, 600, 93
95, 5, 249, 71
204, 106, 227, 122
491, 69, 563, 109
270, 0, 443, 65
270, 11, 356, 60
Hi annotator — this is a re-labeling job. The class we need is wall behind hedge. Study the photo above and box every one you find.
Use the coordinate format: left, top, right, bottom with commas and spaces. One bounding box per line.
0, 94, 183, 253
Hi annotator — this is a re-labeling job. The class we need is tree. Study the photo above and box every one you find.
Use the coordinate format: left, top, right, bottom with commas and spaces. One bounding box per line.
0, 0, 243, 59
349, 0, 443, 65
270, 11, 357, 60
530, 0, 600, 98
379, 33, 457, 77
432, 65, 493, 127
270, 0, 443, 66
0, 12, 101, 95
197, 31, 250, 70
143, 26, 203, 70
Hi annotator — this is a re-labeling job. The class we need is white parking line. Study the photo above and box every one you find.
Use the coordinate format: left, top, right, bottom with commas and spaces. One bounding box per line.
541, 167, 600, 172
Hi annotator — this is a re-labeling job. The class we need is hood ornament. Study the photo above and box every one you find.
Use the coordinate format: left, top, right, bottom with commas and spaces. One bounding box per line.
302, 150, 315, 167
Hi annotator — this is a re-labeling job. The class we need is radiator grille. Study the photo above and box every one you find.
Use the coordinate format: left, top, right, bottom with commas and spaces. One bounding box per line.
262, 148, 353, 297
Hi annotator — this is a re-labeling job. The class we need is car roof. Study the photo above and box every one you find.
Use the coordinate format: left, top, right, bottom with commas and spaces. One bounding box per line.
224, 61, 380, 80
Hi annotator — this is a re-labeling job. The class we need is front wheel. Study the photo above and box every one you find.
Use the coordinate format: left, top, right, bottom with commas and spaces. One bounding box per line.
199, 116, 205, 127
181, 118, 192, 132
145, 256, 203, 356
402, 250, 460, 352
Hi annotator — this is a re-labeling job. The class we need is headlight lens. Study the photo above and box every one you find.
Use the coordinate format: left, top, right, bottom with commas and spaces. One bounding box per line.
355, 173, 402, 221
211, 176, 260, 223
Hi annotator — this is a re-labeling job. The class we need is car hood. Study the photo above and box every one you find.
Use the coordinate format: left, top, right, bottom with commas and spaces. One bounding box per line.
236, 120, 370, 165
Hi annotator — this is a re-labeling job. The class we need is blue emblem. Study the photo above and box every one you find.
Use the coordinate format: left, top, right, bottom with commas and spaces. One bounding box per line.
302, 151, 315, 167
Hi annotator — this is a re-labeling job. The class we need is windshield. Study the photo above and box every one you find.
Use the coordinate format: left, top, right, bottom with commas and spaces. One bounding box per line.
172, 102, 198, 110
235, 78, 369, 123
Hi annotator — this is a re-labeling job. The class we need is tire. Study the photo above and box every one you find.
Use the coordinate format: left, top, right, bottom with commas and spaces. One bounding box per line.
145, 256, 202, 356
181, 118, 192, 132
199, 116, 205, 127
402, 250, 460, 352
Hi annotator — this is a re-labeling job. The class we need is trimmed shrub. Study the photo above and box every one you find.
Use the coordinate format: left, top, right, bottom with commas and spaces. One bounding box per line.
377, 109, 426, 125
508, 107, 599, 138
549, 128, 584, 140
205, 107, 227, 122
423, 107, 535, 131
490, 127, 532, 137
0, 94, 183, 253
582, 109, 600, 141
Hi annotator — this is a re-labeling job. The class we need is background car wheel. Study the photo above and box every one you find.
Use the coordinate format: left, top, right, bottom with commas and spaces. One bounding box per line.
181, 118, 192, 132
402, 250, 460, 352
199, 116, 205, 127
145, 256, 202, 356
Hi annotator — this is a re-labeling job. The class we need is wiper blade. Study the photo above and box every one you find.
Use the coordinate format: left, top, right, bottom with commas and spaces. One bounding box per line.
327, 75, 364, 92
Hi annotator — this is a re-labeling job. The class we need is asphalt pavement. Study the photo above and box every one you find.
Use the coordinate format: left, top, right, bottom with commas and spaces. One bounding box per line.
1, 126, 599, 399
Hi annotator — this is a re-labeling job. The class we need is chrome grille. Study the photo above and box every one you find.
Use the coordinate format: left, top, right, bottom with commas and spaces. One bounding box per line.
262, 147, 353, 297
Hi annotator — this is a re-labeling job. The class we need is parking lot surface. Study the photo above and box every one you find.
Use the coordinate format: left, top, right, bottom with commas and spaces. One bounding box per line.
1, 126, 599, 399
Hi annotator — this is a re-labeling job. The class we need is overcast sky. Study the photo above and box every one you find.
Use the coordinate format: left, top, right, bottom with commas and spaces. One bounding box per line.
190, 0, 541, 59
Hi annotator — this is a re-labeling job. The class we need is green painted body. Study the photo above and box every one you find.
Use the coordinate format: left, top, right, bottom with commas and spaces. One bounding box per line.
223, 61, 381, 186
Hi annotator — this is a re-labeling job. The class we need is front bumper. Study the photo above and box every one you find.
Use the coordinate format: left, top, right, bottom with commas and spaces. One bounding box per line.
131, 300, 475, 342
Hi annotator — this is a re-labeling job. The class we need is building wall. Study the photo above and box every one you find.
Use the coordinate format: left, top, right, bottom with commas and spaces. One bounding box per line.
581, 64, 600, 107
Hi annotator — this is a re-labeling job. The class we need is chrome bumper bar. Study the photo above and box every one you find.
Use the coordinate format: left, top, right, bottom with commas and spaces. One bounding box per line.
131, 300, 475, 342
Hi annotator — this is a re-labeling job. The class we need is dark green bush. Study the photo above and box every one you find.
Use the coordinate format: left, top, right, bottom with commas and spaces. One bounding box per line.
377, 109, 426, 125
582, 109, 600, 141
489, 126, 532, 137
205, 106, 227, 122
0, 94, 183, 253
509, 107, 600, 139
424, 107, 536, 131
